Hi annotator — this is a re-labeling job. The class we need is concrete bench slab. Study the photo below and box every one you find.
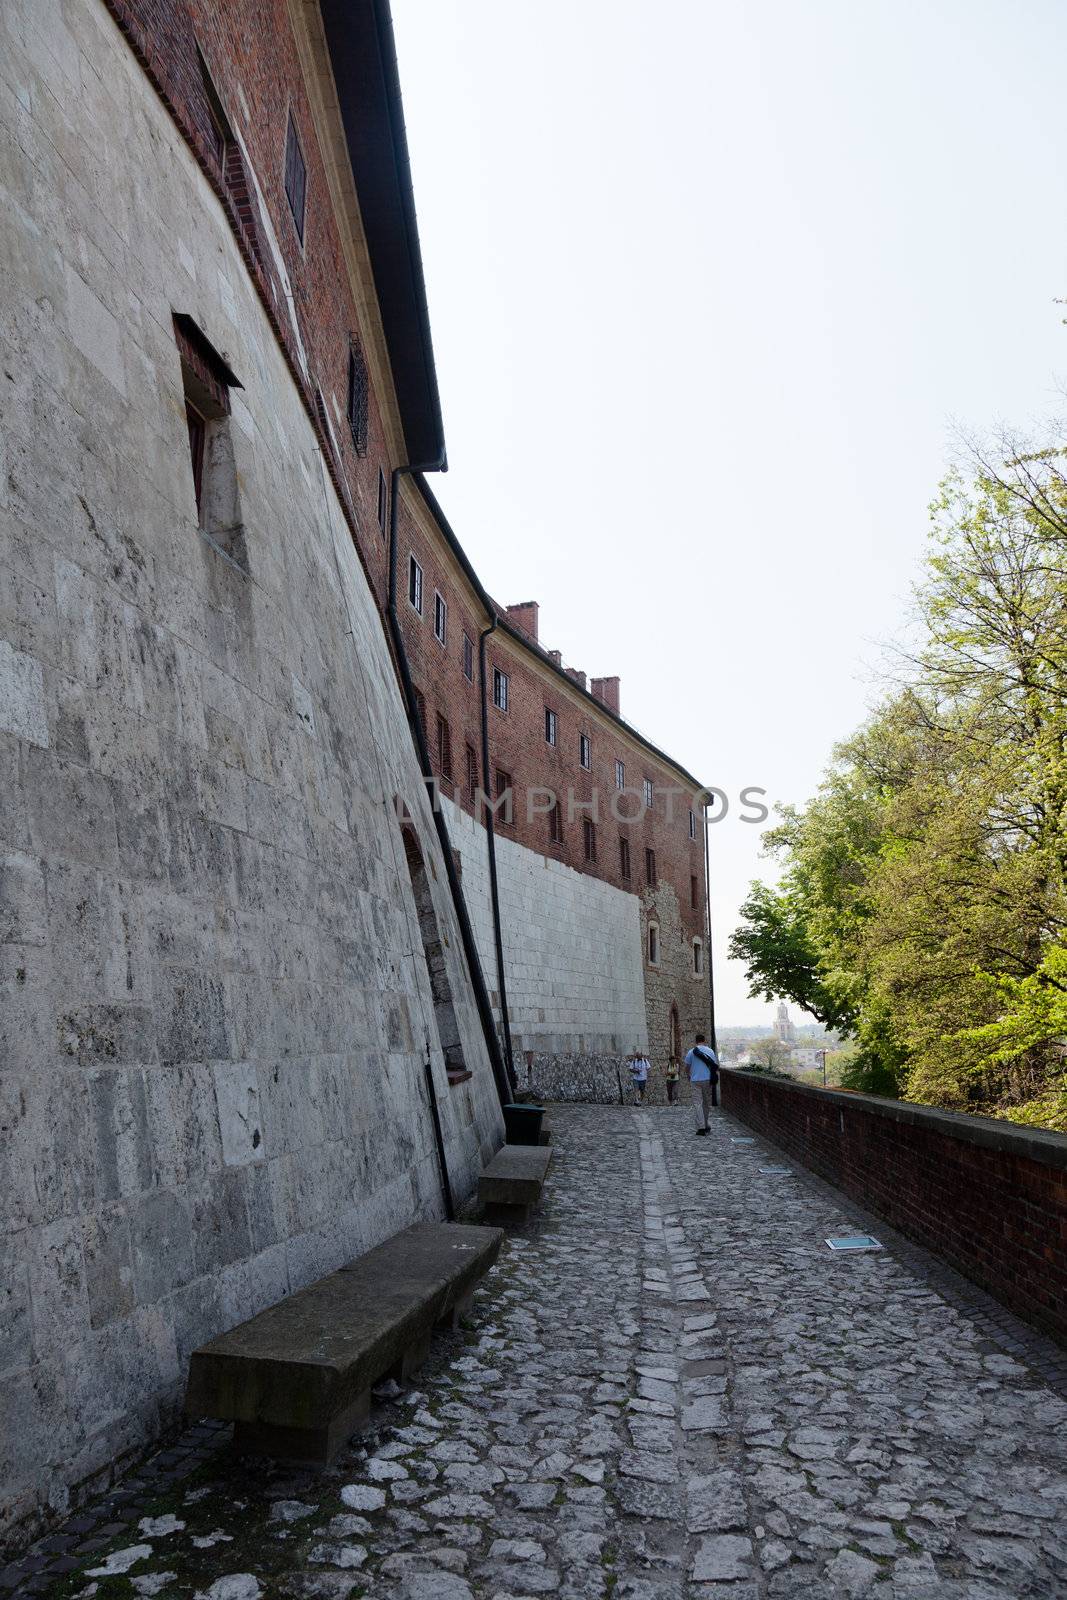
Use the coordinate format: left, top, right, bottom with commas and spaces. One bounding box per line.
185, 1221, 502, 1463
479, 1143, 553, 1222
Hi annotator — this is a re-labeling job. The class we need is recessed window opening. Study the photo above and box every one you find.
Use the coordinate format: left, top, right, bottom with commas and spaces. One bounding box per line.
408, 555, 423, 614
691, 874, 699, 909
434, 592, 447, 645
619, 836, 631, 880
579, 732, 591, 770
463, 633, 474, 683
643, 778, 654, 809
347, 339, 369, 456
465, 743, 478, 803
645, 848, 656, 886
583, 818, 597, 861
545, 708, 557, 746
378, 467, 388, 533
493, 668, 509, 712
437, 714, 453, 782
689, 808, 697, 840
494, 769, 513, 825
174, 313, 246, 572
615, 759, 625, 791
284, 111, 307, 243
693, 938, 703, 976
648, 922, 659, 965
549, 798, 563, 843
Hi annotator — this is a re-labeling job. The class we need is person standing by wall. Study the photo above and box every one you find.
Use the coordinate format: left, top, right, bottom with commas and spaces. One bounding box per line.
665, 1056, 680, 1105
686, 1033, 719, 1135
629, 1050, 651, 1105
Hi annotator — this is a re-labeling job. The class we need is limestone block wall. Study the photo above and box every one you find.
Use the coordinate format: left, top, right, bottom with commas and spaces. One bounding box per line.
0, 1, 502, 1551
442, 797, 649, 1093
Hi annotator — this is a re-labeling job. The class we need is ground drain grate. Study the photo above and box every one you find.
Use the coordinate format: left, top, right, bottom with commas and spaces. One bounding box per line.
826, 1235, 883, 1252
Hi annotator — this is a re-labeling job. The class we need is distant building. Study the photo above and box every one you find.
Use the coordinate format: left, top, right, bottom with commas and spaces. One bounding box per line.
773, 1000, 797, 1044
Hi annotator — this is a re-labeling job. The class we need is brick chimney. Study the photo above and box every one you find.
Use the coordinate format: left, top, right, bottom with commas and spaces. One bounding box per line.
590, 676, 620, 715
505, 601, 539, 642
565, 667, 587, 690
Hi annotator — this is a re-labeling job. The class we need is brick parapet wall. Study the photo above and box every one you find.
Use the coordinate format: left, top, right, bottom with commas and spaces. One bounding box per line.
720, 1069, 1067, 1347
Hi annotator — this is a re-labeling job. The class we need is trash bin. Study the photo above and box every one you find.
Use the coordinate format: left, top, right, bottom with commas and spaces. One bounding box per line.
502, 1102, 545, 1145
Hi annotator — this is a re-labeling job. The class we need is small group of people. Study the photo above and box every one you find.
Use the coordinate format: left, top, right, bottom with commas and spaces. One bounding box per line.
626, 1033, 719, 1134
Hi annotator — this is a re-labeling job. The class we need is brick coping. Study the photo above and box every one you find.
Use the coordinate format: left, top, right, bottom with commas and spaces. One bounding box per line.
719, 1066, 1067, 1172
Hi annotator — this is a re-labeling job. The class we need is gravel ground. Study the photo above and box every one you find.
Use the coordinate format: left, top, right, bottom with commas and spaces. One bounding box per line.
21, 1101, 1067, 1599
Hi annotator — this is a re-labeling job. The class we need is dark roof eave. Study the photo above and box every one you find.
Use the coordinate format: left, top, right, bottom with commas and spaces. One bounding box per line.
411, 474, 711, 794
320, 0, 446, 470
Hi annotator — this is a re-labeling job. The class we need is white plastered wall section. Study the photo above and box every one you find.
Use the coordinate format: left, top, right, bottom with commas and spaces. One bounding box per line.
442, 797, 650, 1057
0, 0, 501, 1546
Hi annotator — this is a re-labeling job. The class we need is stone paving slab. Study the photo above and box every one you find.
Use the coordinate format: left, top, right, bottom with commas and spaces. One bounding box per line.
17, 1102, 1067, 1598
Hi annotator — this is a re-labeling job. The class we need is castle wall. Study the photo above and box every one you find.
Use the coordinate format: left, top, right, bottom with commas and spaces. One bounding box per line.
0, 0, 501, 1550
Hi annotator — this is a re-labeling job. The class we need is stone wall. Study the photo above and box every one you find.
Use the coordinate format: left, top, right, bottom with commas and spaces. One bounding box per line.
721, 1069, 1067, 1347
442, 796, 649, 1059
0, 1, 502, 1552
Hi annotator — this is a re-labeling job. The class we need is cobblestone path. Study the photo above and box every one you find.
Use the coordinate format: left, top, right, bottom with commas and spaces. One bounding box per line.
27, 1104, 1067, 1599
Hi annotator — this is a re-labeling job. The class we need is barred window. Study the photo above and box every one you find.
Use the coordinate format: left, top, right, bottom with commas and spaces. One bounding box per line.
545, 708, 557, 746
615, 759, 625, 791
284, 112, 307, 243
619, 837, 631, 880
579, 732, 591, 770
347, 340, 369, 456
583, 818, 597, 862
549, 799, 563, 843
436, 714, 453, 782
466, 743, 478, 803
495, 769, 513, 826
691, 874, 699, 909
493, 668, 509, 712
645, 848, 656, 886
643, 778, 654, 809
463, 633, 474, 683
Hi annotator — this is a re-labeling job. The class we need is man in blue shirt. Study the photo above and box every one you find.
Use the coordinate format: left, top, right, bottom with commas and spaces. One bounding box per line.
685, 1033, 719, 1135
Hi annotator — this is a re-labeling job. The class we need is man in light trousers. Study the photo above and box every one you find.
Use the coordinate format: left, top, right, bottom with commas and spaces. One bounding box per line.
686, 1032, 719, 1135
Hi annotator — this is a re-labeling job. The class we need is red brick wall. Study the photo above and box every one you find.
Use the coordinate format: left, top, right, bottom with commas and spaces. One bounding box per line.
721, 1069, 1067, 1347
101, 0, 393, 603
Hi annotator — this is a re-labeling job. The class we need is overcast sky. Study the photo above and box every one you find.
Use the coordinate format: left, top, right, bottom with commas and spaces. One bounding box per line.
390, 0, 1067, 1026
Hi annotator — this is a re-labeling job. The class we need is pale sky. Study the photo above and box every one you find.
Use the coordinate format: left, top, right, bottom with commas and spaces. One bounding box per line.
390, 0, 1067, 1025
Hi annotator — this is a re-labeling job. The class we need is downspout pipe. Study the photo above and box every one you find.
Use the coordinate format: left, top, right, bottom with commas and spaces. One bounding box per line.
702, 802, 718, 1056
478, 619, 517, 1094
387, 466, 513, 1114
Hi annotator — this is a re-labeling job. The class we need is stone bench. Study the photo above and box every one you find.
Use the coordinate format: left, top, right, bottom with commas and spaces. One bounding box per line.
185, 1221, 502, 1463
478, 1143, 553, 1222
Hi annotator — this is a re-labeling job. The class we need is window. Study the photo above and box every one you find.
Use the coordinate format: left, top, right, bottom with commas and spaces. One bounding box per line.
691, 874, 699, 910
378, 467, 388, 532
643, 778, 654, 809
412, 687, 426, 737
689, 808, 697, 840
615, 759, 625, 791
196, 49, 263, 267
648, 923, 659, 965
284, 111, 307, 243
645, 848, 656, 886
494, 769, 513, 825
583, 818, 597, 862
694, 939, 704, 976
579, 732, 591, 770
463, 633, 474, 683
434, 592, 447, 645
493, 668, 509, 712
347, 340, 369, 456
174, 314, 245, 568
408, 555, 423, 614
436, 714, 452, 782
544, 707, 557, 746
466, 743, 478, 803
619, 837, 631, 881
549, 798, 563, 844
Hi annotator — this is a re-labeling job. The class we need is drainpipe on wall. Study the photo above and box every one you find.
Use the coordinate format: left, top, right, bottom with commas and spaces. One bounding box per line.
478, 619, 517, 1095
702, 802, 718, 1057
386, 467, 514, 1117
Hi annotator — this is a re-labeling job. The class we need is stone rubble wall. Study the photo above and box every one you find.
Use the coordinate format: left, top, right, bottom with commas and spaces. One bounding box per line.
0, 2, 502, 1553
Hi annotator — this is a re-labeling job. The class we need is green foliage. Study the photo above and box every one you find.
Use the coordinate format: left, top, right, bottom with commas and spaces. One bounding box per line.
731, 429, 1067, 1129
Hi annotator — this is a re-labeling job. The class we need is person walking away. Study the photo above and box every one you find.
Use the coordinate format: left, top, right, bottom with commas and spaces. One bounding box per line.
686, 1033, 719, 1135
629, 1051, 650, 1105
665, 1056, 680, 1105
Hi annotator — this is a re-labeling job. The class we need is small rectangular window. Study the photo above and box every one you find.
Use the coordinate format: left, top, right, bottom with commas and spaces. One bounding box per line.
619, 837, 631, 880
694, 940, 704, 976
408, 555, 423, 614
549, 799, 563, 844
691, 874, 698, 909
185, 403, 207, 515
434, 592, 447, 645
284, 111, 307, 243
689, 808, 697, 840
648, 923, 659, 965
347, 340, 369, 456
466, 743, 478, 803
615, 759, 625, 791
463, 633, 474, 683
412, 687, 426, 736
583, 818, 596, 862
579, 732, 591, 770
495, 768, 513, 825
643, 778, 654, 810
645, 848, 656, 886
436, 713, 453, 781
378, 467, 388, 532
493, 668, 509, 712
545, 708, 557, 746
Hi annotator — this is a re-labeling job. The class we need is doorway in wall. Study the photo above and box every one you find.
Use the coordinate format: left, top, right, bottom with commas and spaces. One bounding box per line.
400, 822, 467, 1080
